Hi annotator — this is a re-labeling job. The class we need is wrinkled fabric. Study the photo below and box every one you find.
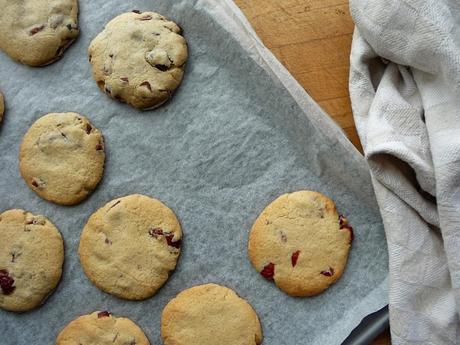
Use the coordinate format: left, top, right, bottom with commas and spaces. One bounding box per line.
349, 0, 460, 344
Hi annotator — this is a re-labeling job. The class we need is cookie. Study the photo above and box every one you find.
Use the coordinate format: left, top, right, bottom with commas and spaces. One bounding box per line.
0, 91, 4, 123
19, 112, 105, 206
56, 311, 150, 345
0, 209, 64, 312
88, 11, 188, 110
161, 283, 262, 345
0, 0, 79, 66
79, 194, 182, 300
248, 190, 353, 296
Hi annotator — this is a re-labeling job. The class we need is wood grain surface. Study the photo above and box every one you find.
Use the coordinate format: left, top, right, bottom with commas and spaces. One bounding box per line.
233, 0, 390, 344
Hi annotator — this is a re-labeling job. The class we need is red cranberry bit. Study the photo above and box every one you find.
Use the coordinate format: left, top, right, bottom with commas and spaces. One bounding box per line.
320, 267, 334, 277
120, 77, 129, 83
339, 215, 353, 243
339, 215, 348, 228
96, 143, 103, 151
30, 25, 45, 35
132, 10, 141, 13
260, 263, 275, 281
139, 15, 152, 20
0, 269, 15, 295
31, 179, 39, 187
165, 234, 182, 249
149, 228, 164, 237
291, 250, 300, 267
97, 311, 111, 318
85, 123, 92, 134
140, 81, 152, 92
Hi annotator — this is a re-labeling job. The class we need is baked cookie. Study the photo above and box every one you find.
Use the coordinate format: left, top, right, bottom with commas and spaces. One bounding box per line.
0, 209, 64, 312
56, 311, 150, 345
79, 194, 182, 300
19, 112, 105, 206
88, 11, 188, 110
0, 91, 4, 124
0, 0, 79, 66
161, 284, 262, 345
248, 190, 353, 296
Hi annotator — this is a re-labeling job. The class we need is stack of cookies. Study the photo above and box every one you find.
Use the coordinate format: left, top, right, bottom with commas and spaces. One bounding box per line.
0, 1, 354, 344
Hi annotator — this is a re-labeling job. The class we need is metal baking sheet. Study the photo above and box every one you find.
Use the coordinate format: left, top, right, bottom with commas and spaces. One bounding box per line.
0, 0, 388, 344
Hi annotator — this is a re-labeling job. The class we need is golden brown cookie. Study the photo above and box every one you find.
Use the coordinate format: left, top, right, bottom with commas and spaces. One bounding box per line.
88, 11, 188, 110
0, 0, 79, 66
56, 311, 150, 345
79, 194, 182, 300
0, 209, 64, 312
19, 112, 105, 205
248, 190, 353, 296
161, 283, 262, 345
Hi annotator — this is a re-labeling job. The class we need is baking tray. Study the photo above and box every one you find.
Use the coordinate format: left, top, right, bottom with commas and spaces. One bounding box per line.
0, 0, 389, 344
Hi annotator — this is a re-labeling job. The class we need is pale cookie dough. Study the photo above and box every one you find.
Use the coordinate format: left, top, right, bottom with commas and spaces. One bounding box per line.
88, 11, 188, 110
19, 112, 105, 206
79, 194, 182, 300
248, 190, 353, 297
0, 209, 64, 312
0, 0, 79, 66
0, 91, 4, 123
56, 311, 150, 345
161, 284, 262, 345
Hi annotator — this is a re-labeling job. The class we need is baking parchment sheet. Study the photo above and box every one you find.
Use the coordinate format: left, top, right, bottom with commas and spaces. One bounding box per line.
0, 0, 388, 344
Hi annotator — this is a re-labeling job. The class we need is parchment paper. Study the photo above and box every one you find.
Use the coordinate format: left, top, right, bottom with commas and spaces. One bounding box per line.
0, 1, 388, 344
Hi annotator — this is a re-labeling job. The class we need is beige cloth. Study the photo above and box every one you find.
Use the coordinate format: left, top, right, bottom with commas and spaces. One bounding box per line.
349, 0, 460, 344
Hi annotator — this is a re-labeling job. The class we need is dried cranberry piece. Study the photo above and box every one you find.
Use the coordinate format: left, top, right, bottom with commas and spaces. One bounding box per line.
320, 267, 334, 277
30, 25, 45, 35
339, 215, 353, 243
165, 234, 182, 249
85, 123, 92, 134
132, 10, 141, 14
149, 228, 163, 237
31, 180, 39, 187
260, 263, 275, 281
120, 77, 129, 82
0, 269, 15, 295
97, 311, 111, 318
96, 143, 103, 151
339, 215, 348, 228
291, 250, 300, 267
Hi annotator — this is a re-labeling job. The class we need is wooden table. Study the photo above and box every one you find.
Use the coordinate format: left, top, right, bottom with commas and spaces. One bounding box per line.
234, 0, 390, 344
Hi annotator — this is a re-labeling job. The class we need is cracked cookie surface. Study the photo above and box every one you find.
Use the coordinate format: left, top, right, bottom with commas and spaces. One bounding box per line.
161, 283, 262, 345
88, 11, 188, 110
19, 112, 105, 205
79, 194, 182, 300
0, 0, 79, 66
248, 190, 353, 296
56, 311, 150, 345
0, 209, 64, 312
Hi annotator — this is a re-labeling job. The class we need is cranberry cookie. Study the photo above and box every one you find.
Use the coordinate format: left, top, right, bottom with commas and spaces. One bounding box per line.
0, 0, 79, 66
19, 112, 105, 205
248, 190, 353, 296
56, 311, 150, 345
161, 284, 262, 345
88, 11, 188, 110
79, 194, 182, 300
0, 209, 64, 312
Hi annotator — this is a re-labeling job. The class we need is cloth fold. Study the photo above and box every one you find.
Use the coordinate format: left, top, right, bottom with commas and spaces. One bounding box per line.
349, 0, 460, 344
